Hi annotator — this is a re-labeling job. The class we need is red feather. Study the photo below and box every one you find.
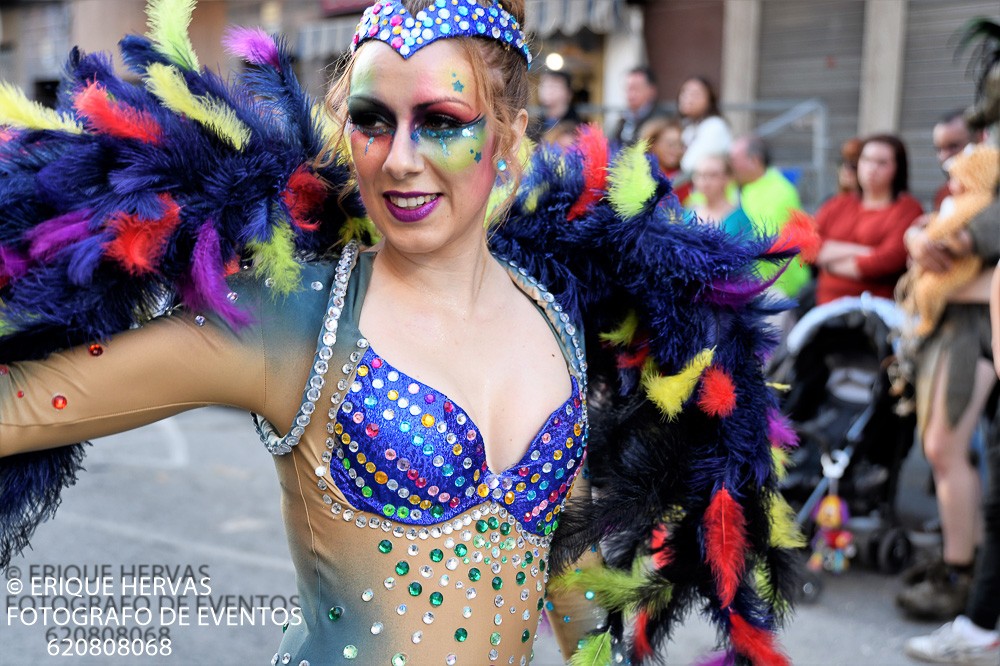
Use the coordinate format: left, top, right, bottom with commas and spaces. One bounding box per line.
698, 366, 737, 417
704, 488, 747, 608
729, 613, 790, 666
767, 210, 820, 263
616, 346, 650, 369
105, 194, 181, 274
634, 609, 653, 660
566, 124, 609, 221
610, 332, 651, 369
74, 81, 162, 144
281, 165, 327, 231
650, 523, 673, 569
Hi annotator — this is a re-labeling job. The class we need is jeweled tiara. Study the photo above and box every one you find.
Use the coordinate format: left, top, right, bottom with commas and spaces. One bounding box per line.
351, 0, 531, 64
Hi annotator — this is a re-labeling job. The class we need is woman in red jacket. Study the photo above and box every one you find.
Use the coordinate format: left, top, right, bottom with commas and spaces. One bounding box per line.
813, 134, 923, 305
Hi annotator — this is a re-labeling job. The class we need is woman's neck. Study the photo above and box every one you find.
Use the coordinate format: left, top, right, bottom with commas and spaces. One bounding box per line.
697, 197, 733, 220
545, 101, 569, 121
372, 234, 499, 316
861, 189, 893, 208
704, 190, 729, 208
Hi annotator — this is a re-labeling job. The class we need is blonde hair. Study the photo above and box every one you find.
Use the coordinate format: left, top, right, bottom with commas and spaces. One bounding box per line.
318, 0, 530, 222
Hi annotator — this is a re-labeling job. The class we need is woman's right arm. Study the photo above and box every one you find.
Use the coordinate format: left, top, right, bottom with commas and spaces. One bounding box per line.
0, 256, 335, 457
0, 306, 266, 457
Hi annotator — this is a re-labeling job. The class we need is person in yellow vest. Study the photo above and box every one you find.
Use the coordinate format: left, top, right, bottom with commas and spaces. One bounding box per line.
729, 135, 810, 299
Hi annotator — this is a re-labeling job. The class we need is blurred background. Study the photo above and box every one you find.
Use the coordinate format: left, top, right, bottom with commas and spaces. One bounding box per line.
1, 0, 995, 211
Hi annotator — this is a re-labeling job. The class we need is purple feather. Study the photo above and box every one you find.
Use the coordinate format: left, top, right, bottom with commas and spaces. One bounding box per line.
767, 407, 798, 448
0, 245, 29, 280
694, 650, 733, 666
223, 27, 280, 68
25, 209, 93, 262
184, 221, 254, 328
703, 267, 783, 307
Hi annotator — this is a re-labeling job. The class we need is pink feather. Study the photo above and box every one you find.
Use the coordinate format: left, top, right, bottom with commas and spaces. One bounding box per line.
767, 408, 798, 448
0, 245, 29, 280
223, 26, 281, 68
694, 652, 733, 666
184, 222, 254, 328
704, 487, 747, 608
25, 210, 93, 261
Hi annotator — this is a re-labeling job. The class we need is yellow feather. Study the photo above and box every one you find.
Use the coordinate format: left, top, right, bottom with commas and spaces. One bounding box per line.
599, 310, 639, 346
768, 492, 807, 548
340, 216, 380, 246
0, 83, 82, 133
771, 445, 790, 481
311, 102, 340, 156
145, 63, 249, 149
484, 182, 512, 228
753, 562, 792, 614
642, 348, 715, 419
522, 184, 546, 214
767, 382, 791, 392
146, 0, 200, 70
248, 220, 301, 294
607, 141, 657, 218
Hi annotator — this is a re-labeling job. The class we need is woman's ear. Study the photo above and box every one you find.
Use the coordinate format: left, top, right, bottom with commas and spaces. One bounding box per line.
511, 108, 529, 151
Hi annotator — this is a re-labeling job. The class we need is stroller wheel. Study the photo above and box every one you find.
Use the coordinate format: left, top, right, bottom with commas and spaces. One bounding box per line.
876, 527, 913, 574
797, 569, 824, 604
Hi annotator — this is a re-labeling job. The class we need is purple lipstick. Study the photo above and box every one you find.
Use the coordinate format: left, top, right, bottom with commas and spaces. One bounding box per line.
384, 190, 441, 222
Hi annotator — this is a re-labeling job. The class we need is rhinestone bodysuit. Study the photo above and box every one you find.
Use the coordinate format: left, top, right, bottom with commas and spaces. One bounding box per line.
258, 249, 596, 665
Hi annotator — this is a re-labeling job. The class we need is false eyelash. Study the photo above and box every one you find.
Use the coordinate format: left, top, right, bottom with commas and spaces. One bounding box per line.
419, 116, 484, 141
351, 124, 395, 139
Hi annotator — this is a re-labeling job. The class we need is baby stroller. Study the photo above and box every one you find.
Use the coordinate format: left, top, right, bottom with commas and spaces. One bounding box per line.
770, 294, 917, 596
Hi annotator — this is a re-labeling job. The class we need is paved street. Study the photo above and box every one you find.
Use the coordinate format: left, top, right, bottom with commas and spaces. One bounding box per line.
1, 407, 951, 665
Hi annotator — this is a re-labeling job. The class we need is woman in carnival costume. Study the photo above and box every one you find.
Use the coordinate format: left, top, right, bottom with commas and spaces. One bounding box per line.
0, 0, 808, 663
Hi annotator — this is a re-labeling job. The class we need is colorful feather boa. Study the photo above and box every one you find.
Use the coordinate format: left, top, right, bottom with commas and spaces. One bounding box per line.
0, 2, 807, 663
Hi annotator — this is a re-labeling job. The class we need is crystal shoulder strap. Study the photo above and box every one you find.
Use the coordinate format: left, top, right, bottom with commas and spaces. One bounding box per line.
253, 241, 361, 455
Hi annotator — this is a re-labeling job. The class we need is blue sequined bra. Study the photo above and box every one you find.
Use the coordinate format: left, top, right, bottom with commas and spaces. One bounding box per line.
329, 343, 587, 537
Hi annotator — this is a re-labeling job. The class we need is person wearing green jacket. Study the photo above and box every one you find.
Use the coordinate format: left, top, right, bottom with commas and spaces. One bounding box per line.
730, 135, 810, 298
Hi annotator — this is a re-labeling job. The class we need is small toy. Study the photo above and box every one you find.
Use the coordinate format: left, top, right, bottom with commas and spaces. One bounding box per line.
808, 494, 856, 574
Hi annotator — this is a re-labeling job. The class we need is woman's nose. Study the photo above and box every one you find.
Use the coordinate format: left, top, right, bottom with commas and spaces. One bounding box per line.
383, 129, 423, 180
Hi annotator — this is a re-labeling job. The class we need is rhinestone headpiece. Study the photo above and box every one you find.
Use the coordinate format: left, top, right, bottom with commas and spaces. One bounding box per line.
351, 0, 531, 64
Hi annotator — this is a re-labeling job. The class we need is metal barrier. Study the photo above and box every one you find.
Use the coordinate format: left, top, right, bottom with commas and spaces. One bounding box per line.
547, 98, 832, 210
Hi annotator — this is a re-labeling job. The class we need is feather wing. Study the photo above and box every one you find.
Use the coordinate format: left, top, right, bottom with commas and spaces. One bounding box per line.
491, 136, 803, 664
0, 0, 365, 567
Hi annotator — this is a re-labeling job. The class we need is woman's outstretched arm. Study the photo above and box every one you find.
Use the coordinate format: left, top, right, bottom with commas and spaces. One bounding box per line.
0, 304, 266, 457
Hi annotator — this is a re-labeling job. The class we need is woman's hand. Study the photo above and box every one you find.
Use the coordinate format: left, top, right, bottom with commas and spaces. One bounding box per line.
816, 240, 870, 269
904, 226, 953, 273
824, 256, 861, 279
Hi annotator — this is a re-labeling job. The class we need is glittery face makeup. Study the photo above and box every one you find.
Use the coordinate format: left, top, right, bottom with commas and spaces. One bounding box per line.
347, 40, 498, 250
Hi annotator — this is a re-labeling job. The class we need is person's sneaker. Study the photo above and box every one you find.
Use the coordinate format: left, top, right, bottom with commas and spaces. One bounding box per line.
904, 615, 1000, 664
896, 568, 972, 620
